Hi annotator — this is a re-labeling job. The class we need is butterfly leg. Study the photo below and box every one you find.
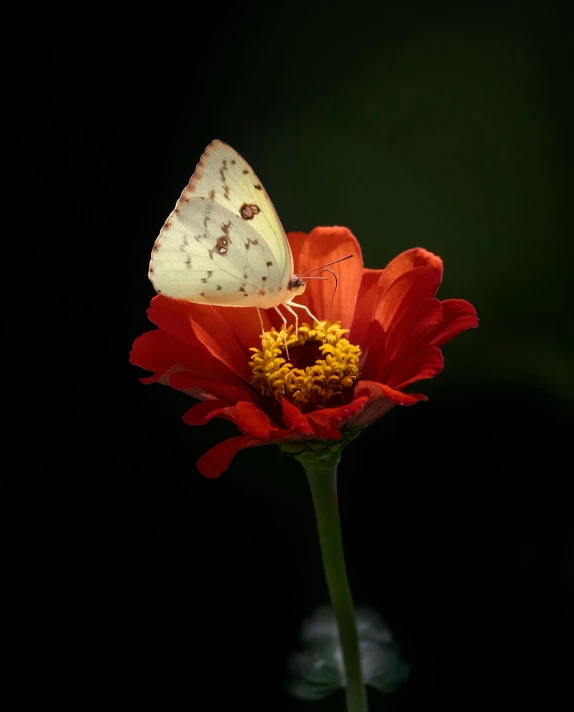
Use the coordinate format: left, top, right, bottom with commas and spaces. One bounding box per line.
282, 302, 299, 338
273, 305, 290, 360
256, 307, 266, 348
287, 300, 322, 328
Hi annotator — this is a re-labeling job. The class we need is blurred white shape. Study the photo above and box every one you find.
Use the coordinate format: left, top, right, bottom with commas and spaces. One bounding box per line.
286, 605, 410, 701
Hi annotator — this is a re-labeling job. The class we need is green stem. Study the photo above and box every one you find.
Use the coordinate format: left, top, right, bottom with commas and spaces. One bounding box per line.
303, 456, 368, 712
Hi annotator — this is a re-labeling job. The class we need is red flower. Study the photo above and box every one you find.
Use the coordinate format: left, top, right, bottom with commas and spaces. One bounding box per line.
130, 227, 478, 477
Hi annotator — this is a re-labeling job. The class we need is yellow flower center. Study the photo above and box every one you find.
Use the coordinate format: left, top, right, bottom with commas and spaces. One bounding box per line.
249, 321, 362, 413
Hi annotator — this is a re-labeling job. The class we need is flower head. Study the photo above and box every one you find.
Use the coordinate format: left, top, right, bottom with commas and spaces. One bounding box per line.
130, 227, 478, 477
250, 320, 362, 412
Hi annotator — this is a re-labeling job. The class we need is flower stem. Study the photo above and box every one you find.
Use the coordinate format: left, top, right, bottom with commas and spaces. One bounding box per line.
303, 456, 368, 712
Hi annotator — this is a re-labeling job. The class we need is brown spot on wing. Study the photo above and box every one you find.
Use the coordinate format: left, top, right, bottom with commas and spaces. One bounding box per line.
262, 276, 267, 281
254, 184, 262, 190
239, 284, 246, 292
266, 261, 272, 266
185, 256, 192, 269
219, 159, 230, 200
215, 236, 230, 255
209, 189, 215, 200
240, 203, 260, 220
221, 221, 232, 237
245, 237, 259, 249
242, 169, 249, 174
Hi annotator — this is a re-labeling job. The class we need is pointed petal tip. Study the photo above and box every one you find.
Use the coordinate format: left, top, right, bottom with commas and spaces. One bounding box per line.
196, 434, 257, 478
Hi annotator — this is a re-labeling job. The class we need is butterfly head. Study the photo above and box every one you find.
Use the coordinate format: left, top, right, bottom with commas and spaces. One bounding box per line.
288, 275, 307, 297
288, 254, 354, 303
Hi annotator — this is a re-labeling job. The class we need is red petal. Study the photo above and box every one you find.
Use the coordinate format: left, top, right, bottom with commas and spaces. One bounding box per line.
130, 329, 194, 376
361, 379, 426, 405
369, 266, 442, 383
385, 345, 445, 391
431, 299, 479, 347
384, 295, 443, 364
307, 419, 341, 441
147, 296, 251, 383
130, 328, 247, 391
350, 269, 384, 347
282, 230, 321, 327
351, 250, 441, 348
345, 381, 396, 429
377, 248, 443, 297
196, 435, 259, 478
182, 400, 236, 426
345, 381, 426, 429
214, 306, 273, 352
286, 227, 364, 329
281, 399, 315, 435
374, 266, 442, 334
234, 401, 291, 440
169, 374, 255, 404
307, 396, 368, 437
284, 231, 308, 277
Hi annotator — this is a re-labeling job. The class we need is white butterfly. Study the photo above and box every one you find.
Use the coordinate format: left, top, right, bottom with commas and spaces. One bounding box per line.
149, 140, 324, 336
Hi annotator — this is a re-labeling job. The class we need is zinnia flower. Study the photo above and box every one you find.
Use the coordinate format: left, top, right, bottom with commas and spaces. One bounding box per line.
130, 227, 478, 477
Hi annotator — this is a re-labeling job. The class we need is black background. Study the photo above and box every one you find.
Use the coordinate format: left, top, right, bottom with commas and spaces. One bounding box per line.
8, 1, 573, 709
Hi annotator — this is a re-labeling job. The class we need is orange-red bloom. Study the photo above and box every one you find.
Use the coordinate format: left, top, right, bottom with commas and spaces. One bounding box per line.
130, 227, 478, 477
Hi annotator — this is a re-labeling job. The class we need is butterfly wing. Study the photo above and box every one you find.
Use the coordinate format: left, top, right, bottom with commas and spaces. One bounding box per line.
149, 140, 293, 305
149, 197, 286, 307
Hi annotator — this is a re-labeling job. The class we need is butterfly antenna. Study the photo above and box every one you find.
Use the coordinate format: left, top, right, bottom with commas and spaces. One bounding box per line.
305, 268, 339, 312
298, 254, 354, 277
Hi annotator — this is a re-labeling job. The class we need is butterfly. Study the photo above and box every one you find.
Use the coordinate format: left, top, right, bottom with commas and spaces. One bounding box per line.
148, 140, 349, 340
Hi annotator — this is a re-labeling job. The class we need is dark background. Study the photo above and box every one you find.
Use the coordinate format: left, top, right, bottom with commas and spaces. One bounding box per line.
8, 1, 573, 709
